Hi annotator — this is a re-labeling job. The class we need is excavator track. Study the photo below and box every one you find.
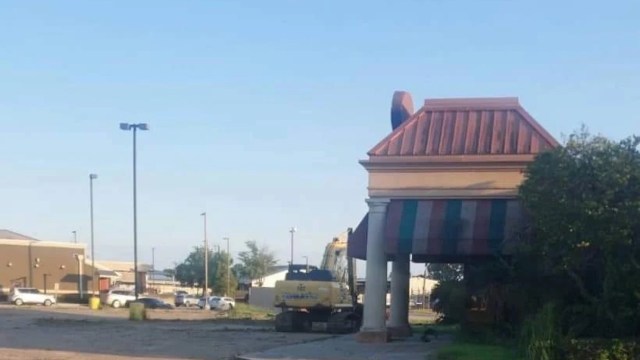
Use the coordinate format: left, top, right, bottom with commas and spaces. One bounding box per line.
275, 311, 312, 332
326, 311, 361, 334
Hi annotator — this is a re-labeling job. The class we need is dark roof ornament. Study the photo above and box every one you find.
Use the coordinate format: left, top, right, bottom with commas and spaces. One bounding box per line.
391, 91, 414, 130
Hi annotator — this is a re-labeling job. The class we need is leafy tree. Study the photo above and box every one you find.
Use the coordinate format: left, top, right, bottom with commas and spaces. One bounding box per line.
175, 246, 211, 290
174, 246, 237, 295
236, 241, 277, 286
210, 251, 237, 296
518, 129, 640, 338
426, 263, 464, 282
430, 280, 467, 324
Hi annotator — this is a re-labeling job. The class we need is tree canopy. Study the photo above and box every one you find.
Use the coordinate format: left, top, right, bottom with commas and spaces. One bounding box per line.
517, 129, 640, 337
236, 241, 277, 286
426, 263, 464, 282
174, 246, 237, 296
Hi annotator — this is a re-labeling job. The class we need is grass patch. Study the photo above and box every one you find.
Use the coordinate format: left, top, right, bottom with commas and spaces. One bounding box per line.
228, 303, 275, 320
437, 342, 519, 360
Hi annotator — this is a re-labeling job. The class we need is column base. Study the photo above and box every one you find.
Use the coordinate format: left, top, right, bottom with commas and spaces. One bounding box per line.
387, 324, 413, 338
356, 329, 391, 343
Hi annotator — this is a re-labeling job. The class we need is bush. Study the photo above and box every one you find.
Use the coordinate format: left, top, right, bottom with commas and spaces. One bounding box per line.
564, 339, 639, 360
431, 280, 466, 324
519, 303, 561, 360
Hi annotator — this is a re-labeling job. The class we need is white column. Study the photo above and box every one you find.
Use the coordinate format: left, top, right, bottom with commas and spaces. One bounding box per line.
388, 253, 412, 337
358, 198, 390, 341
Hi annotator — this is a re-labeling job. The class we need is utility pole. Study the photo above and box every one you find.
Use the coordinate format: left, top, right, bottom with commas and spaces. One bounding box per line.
302, 256, 309, 273
89, 174, 98, 295
289, 227, 296, 266
201, 212, 209, 309
422, 265, 427, 310
223, 237, 230, 296
151, 247, 155, 286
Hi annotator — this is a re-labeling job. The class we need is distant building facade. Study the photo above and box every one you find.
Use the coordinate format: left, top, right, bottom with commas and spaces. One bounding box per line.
0, 229, 93, 298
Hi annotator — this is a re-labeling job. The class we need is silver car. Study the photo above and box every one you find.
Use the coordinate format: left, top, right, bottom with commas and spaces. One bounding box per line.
174, 292, 198, 307
198, 296, 235, 310
9, 287, 56, 306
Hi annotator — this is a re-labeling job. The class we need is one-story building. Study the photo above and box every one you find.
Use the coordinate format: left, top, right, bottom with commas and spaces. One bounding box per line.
348, 93, 559, 342
0, 229, 183, 300
0, 229, 94, 299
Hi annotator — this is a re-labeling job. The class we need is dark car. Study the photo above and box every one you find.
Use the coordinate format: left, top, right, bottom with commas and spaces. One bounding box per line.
133, 297, 174, 309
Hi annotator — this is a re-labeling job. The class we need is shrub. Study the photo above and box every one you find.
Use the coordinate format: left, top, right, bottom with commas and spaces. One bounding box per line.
431, 280, 466, 324
564, 338, 639, 360
519, 303, 561, 360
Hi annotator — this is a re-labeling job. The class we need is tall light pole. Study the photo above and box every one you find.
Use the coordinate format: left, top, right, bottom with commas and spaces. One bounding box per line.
201, 212, 209, 309
89, 173, 98, 295
151, 247, 155, 286
72, 230, 77, 243
223, 237, 230, 296
302, 256, 309, 272
120, 122, 149, 299
289, 227, 296, 266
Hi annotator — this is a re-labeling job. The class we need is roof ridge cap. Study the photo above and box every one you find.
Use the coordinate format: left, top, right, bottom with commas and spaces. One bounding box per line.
424, 97, 520, 108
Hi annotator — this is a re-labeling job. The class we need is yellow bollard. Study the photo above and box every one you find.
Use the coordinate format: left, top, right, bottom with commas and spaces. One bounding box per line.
89, 296, 101, 310
129, 302, 146, 321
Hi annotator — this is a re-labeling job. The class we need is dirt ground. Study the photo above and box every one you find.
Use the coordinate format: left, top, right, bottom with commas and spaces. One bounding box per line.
0, 304, 331, 360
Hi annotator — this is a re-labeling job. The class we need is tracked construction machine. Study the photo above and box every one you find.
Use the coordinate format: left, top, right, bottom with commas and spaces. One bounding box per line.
273, 230, 362, 333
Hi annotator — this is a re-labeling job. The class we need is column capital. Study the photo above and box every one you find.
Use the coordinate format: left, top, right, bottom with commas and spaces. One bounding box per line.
366, 198, 390, 213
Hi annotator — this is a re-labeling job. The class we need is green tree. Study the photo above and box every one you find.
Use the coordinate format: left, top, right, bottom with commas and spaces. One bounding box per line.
426, 263, 464, 282
175, 246, 211, 290
174, 247, 237, 295
518, 129, 640, 337
237, 241, 277, 286
210, 251, 237, 296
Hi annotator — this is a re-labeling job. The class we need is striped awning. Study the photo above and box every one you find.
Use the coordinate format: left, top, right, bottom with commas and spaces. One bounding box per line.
348, 199, 524, 262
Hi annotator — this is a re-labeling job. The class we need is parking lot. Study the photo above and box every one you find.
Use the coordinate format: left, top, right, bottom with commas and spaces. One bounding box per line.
0, 304, 331, 360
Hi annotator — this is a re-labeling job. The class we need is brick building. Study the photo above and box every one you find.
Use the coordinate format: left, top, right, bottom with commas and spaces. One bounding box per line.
0, 229, 94, 298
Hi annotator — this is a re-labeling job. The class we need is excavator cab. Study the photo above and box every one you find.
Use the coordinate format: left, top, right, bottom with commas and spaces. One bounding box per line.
285, 264, 332, 282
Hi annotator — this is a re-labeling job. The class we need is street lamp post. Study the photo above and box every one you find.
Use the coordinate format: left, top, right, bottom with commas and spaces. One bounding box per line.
151, 247, 155, 288
302, 256, 309, 273
72, 230, 77, 243
289, 227, 296, 266
223, 237, 230, 296
119, 122, 149, 299
89, 173, 98, 295
201, 212, 209, 309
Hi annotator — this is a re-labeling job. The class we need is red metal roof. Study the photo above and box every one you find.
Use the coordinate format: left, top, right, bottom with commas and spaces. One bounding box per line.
369, 97, 559, 157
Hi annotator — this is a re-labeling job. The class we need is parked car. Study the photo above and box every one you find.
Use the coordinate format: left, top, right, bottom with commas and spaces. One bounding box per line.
9, 287, 56, 306
132, 297, 173, 309
211, 296, 235, 311
174, 292, 198, 307
198, 296, 235, 311
104, 289, 136, 308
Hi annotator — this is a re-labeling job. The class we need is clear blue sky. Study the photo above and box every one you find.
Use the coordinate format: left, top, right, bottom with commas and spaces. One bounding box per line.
1, 1, 638, 274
